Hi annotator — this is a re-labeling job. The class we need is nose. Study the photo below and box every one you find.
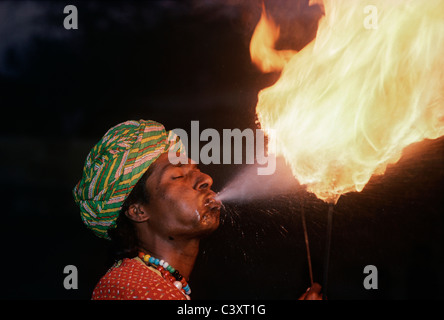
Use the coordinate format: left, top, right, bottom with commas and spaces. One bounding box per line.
194, 172, 213, 191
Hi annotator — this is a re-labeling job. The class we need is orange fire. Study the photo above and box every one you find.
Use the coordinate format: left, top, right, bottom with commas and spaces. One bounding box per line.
251, 0, 444, 204
249, 3, 296, 73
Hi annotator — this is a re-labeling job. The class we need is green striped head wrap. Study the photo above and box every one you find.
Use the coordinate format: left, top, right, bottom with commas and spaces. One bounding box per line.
73, 120, 185, 240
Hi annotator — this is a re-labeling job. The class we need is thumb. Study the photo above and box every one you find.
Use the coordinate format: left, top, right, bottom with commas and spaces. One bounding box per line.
305, 283, 322, 300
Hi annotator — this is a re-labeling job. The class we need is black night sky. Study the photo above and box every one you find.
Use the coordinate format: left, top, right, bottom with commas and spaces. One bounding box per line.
0, 0, 443, 300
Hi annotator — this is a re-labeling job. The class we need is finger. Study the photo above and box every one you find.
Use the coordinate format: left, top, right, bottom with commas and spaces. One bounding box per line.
305, 283, 323, 300
310, 282, 322, 293
298, 292, 307, 300
298, 287, 311, 300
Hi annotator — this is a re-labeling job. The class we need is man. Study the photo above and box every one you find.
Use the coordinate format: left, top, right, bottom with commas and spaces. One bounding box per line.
73, 119, 322, 300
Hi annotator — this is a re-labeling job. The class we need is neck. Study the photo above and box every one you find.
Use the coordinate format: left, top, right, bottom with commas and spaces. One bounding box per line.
137, 235, 200, 280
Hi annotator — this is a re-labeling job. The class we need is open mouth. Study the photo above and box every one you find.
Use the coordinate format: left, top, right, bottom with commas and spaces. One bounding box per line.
195, 195, 222, 226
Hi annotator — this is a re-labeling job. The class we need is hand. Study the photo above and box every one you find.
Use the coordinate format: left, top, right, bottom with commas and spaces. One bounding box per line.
298, 283, 323, 300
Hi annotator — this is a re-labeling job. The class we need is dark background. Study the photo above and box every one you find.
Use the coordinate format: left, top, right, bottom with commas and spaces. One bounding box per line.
0, 0, 443, 300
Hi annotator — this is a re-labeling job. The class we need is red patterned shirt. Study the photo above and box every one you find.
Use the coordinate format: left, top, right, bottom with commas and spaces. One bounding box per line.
92, 257, 187, 300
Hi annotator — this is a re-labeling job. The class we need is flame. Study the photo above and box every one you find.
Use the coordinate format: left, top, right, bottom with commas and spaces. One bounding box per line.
249, 3, 297, 73
251, 0, 444, 204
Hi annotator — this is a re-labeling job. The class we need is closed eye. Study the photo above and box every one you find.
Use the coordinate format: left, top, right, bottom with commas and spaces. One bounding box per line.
172, 176, 184, 180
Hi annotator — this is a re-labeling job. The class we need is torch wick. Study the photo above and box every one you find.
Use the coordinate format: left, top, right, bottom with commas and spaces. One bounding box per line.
300, 199, 314, 287
323, 203, 335, 300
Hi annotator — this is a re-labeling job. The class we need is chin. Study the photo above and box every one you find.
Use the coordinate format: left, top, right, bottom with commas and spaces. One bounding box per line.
198, 209, 220, 235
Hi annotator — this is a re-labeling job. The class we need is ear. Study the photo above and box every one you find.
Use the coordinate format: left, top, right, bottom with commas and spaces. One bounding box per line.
125, 203, 150, 223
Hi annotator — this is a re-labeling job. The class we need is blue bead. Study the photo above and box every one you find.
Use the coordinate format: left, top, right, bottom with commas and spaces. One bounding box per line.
149, 257, 154, 263
184, 285, 191, 294
154, 259, 160, 265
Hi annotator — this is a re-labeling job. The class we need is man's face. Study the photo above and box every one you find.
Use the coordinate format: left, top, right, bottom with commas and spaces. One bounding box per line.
142, 153, 222, 240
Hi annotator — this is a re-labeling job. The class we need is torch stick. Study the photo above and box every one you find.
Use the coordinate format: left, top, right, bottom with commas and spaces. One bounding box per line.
300, 199, 314, 287
322, 203, 334, 300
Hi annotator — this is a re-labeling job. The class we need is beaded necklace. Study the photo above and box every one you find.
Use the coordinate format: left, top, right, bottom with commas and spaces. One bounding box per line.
138, 252, 191, 299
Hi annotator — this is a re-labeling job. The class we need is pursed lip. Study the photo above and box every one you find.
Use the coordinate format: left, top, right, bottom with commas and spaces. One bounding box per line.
203, 192, 222, 211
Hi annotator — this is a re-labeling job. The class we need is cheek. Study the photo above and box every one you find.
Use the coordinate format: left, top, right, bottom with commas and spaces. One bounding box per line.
158, 186, 200, 224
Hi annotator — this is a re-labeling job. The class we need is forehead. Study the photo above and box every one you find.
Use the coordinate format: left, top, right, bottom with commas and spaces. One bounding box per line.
150, 153, 196, 175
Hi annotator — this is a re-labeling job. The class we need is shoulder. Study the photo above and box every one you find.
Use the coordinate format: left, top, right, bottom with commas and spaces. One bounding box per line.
92, 258, 186, 300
